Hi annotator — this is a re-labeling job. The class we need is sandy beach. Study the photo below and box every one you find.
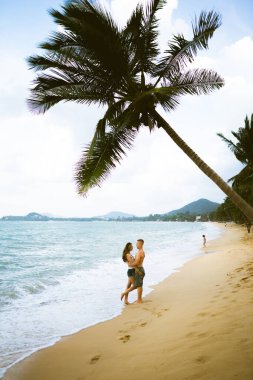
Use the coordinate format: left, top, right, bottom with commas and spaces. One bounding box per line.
3, 223, 253, 380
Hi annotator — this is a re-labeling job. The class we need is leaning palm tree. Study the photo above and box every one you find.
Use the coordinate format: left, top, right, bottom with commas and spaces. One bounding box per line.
27, 0, 253, 221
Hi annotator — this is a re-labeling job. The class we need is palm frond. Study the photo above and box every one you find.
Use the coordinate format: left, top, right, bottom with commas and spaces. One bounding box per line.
155, 10, 222, 82
217, 133, 237, 153
167, 68, 224, 95
27, 0, 132, 113
75, 125, 137, 195
48, 0, 129, 79
124, 0, 165, 76
229, 166, 253, 186
150, 69, 224, 112
27, 72, 112, 113
218, 114, 253, 165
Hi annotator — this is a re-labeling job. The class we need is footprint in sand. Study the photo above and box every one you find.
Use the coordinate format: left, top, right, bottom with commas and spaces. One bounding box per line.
195, 355, 209, 364
140, 322, 147, 327
210, 313, 218, 317
152, 308, 169, 318
240, 276, 250, 282
197, 312, 209, 317
186, 331, 210, 340
185, 331, 197, 338
90, 355, 101, 364
119, 334, 131, 343
239, 338, 249, 344
235, 267, 244, 272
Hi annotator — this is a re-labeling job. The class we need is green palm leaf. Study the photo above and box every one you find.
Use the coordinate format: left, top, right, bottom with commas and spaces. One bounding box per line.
27, 0, 131, 113
124, 0, 166, 76
168, 68, 224, 95
229, 166, 253, 186
155, 11, 222, 82
148, 69, 224, 112
75, 125, 137, 195
218, 114, 253, 166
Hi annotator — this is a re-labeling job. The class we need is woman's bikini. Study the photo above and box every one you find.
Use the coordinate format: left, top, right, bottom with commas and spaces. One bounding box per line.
127, 254, 135, 277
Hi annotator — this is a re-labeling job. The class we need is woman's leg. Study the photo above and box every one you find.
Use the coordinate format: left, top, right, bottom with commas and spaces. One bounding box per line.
123, 278, 131, 304
123, 277, 136, 298
125, 276, 136, 303
121, 277, 135, 303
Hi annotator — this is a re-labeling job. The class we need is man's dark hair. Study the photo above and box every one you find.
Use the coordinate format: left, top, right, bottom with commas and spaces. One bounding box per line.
137, 239, 144, 244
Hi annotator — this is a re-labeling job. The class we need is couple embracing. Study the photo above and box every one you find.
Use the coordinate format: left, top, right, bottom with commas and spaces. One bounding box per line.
121, 239, 145, 304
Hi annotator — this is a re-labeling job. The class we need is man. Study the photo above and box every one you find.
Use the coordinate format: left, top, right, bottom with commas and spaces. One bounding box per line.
132, 239, 145, 303
120, 239, 146, 304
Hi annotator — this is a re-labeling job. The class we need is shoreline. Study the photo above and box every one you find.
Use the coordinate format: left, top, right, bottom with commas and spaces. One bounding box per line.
0, 221, 220, 377
3, 223, 253, 380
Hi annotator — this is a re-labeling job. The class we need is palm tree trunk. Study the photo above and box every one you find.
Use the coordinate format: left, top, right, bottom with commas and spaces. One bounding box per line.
152, 109, 253, 221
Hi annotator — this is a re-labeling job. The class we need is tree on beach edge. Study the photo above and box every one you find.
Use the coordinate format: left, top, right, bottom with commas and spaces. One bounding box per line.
27, 0, 253, 222
211, 114, 253, 230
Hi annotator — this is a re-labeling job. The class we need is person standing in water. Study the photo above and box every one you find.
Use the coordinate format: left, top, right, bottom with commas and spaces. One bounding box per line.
202, 235, 207, 247
121, 239, 145, 304
121, 242, 135, 305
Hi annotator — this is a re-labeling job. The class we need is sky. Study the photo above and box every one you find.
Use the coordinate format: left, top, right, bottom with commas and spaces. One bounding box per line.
1, 0, 253, 217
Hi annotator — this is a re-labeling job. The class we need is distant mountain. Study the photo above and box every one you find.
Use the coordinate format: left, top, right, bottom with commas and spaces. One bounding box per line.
96, 211, 136, 220
0, 212, 96, 222
1, 199, 219, 222
165, 199, 220, 216
1, 212, 50, 221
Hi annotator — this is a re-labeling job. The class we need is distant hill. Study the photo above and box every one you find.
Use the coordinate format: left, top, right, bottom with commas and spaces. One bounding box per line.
1, 212, 50, 221
165, 199, 220, 216
96, 211, 136, 220
0, 199, 219, 222
0, 212, 95, 222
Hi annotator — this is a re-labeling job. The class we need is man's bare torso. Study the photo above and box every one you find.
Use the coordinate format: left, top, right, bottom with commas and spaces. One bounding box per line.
136, 249, 145, 267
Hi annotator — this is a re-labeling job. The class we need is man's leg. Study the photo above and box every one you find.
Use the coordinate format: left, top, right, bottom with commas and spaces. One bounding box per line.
136, 286, 143, 303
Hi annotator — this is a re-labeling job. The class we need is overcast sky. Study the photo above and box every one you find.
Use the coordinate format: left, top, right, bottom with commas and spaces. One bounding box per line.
1, 0, 253, 217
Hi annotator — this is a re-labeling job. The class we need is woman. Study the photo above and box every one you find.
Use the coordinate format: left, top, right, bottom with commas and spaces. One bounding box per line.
121, 242, 135, 305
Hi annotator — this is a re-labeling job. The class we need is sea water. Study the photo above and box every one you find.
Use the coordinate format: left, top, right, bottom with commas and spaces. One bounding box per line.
0, 221, 221, 377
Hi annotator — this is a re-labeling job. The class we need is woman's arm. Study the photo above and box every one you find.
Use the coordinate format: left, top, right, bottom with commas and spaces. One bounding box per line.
126, 253, 134, 265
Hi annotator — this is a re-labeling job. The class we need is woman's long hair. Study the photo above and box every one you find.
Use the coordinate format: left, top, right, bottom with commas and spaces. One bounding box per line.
122, 242, 132, 262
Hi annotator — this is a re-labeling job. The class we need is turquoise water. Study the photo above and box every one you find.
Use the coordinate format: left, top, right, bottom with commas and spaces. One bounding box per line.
0, 221, 221, 377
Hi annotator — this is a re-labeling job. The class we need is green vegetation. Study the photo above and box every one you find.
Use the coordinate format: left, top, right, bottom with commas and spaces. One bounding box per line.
130, 212, 210, 222
27, 0, 253, 221
210, 114, 253, 231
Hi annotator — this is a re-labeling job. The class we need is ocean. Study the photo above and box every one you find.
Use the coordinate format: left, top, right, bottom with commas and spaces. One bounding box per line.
0, 221, 221, 378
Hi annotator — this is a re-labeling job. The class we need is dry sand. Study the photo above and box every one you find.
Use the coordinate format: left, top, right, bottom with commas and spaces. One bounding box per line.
3, 223, 253, 380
